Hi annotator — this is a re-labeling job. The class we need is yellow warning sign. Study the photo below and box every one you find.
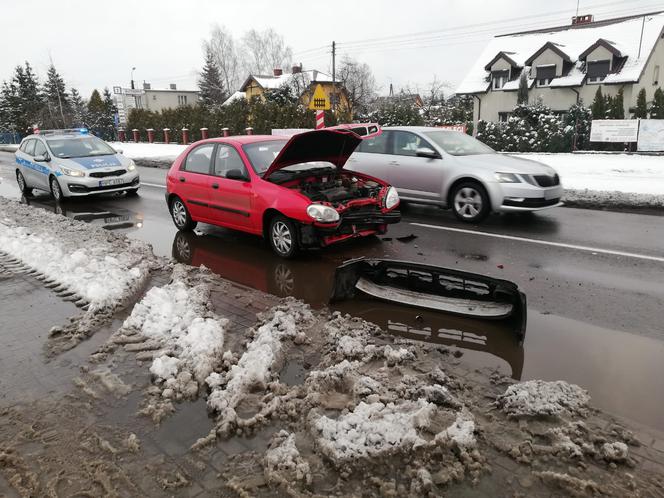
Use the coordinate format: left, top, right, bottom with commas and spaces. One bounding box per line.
308, 84, 331, 110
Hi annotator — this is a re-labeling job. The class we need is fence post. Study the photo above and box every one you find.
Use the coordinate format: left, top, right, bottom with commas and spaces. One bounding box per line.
222, 127, 229, 137
245, 127, 253, 135
147, 128, 155, 143
200, 127, 209, 140
118, 128, 126, 142
182, 128, 189, 145
132, 129, 139, 142
163, 128, 170, 144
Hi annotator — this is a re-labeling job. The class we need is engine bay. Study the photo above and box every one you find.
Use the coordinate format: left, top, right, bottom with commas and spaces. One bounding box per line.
273, 169, 383, 206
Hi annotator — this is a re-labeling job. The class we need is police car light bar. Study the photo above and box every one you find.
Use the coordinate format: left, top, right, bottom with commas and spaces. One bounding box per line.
38, 128, 90, 136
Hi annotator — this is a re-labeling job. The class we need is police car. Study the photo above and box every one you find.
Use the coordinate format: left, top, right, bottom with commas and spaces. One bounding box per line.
15, 129, 140, 201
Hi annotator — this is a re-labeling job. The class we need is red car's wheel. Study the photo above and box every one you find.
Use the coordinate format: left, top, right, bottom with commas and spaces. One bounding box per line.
170, 197, 197, 231
268, 215, 298, 258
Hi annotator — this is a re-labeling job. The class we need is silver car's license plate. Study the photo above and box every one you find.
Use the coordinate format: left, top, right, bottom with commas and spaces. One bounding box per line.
99, 178, 124, 187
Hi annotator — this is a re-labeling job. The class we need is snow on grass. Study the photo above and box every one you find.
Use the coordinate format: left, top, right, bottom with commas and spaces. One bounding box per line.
497, 380, 590, 418
511, 152, 664, 196
109, 142, 186, 161
122, 268, 227, 396
311, 399, 435, 462
206, 300, 314, 418
0, 223, 146, 310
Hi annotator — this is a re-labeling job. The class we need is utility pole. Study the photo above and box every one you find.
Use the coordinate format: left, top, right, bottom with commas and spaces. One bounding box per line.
332, 40, 336, 114
638, 15, 646, 59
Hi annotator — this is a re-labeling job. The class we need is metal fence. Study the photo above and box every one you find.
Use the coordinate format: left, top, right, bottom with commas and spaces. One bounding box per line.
0, 132, 21, 144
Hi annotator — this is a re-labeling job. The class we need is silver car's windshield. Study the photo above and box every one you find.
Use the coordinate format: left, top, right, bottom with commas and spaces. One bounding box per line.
46, 137, 117, 159
423, 131, 495, 156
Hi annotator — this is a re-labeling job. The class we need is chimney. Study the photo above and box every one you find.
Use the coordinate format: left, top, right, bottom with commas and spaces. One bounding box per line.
169, 83, 177, 90
292, 64, 302, 74
572, 14, 593, 25
143, 82, 151, 90
312, 70, 318, 81
273, 68, 283, 77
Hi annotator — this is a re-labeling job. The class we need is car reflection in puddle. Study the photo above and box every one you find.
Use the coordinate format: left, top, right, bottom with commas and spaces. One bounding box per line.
172, 230, 525, 379
20, 194, 144, 231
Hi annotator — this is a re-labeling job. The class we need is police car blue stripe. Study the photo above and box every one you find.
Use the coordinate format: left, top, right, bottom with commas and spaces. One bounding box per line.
16, 156, 50, 175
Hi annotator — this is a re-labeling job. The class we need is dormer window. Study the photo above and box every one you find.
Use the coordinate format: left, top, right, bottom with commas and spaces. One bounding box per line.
492, 70, 509, 90
535, 65, 555, 87
587, 60, 610, 83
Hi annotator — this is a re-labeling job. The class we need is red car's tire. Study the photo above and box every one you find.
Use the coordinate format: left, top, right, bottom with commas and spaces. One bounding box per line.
268, 215, 298, 259
170, 197, 197, 231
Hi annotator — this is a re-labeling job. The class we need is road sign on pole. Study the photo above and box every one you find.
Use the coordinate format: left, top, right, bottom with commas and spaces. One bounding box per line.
315, 110, 325, 129
308, 84, 331, 111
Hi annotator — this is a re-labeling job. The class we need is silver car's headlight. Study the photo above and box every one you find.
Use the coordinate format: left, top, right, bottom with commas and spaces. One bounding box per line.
384, 186, 400, 209
495, 172, 521, 183
61, 167, 85, 177
127, 160, 136, 171
306, 204, 340, 223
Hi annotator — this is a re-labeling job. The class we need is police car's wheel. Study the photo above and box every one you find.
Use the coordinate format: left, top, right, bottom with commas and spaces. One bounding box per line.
170, 197, 197, 231
50, 176, 64, 202
16, 171, 32, 196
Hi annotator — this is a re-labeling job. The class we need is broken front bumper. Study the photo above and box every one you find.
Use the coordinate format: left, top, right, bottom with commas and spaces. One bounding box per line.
299, 209, 401, 247
331, 258, 527, 342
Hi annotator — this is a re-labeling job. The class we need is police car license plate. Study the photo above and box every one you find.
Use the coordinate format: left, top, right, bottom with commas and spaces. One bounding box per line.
99, 178, 124, 187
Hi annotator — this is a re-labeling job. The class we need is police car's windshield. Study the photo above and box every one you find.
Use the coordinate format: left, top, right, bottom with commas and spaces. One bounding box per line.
46, 137, 117, 159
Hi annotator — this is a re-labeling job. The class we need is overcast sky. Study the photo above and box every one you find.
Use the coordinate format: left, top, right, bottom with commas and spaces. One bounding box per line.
0, 0, 660, 98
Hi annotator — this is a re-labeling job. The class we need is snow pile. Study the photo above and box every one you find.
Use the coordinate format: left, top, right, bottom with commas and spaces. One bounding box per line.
311, 399, 435, 462
109, 142, 186, 162
0, 223, 146, 310
497, 380, 590, 418
121, 269, 227, 398
601, 442, 629, 462
264, 431, 312, 485
436, 408, 477, 449
206, 300, 314, 420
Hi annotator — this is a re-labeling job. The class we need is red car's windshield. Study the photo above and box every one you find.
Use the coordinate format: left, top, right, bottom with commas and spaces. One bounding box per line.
242, 140, 335, 175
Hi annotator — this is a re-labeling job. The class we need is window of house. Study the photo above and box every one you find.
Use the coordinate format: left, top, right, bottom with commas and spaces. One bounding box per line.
178, 95, 188, 106
535, 65, 555, 87
491, 70, 509, 90
654, 65, 660, 86
214, 144, 247, 179
182, 144, 214, 174
587, 60, 610, 83
498, 112, 511, 122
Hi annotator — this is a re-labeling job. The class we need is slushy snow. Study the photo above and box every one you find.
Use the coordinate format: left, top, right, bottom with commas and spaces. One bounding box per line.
498, 380, 590, 418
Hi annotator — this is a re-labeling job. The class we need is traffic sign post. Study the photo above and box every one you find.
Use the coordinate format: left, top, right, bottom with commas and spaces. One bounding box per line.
308, 84, 330, 129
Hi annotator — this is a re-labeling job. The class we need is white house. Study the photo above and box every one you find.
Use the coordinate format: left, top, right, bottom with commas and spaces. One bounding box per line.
456, 11, 664, 123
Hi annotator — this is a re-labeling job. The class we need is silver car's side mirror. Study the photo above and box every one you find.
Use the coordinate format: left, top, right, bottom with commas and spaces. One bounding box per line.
415, 147, 440, 159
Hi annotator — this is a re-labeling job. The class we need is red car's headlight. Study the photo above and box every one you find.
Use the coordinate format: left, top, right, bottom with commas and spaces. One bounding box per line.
307, 204, 340, 223
384, 186, 399, 210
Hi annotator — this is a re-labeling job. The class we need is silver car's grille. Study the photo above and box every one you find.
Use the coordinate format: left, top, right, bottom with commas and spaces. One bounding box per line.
533, 174, 560, 187
89, 169, 127, 178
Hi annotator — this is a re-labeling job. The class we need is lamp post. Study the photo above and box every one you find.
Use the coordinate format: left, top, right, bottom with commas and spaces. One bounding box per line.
130, 66, 136, 90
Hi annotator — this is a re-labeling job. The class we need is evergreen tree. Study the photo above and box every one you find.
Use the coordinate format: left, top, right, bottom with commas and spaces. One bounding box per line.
198, 48, 226, 111
69, 88, 87, 127
649, 87, 664, 119
564, 103, 592, 150
0, 81, 18, 133
634, 88, 648, 118
43, 64, 71, 128
517, 70, 529, 105
87, 89, 106, 137
609, 88, 624, 119
591, 86, 606, 119
12, 62, 43, 133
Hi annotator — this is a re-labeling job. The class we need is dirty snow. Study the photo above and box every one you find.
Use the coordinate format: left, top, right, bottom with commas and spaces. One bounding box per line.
498, 379, 590, 418
264, 431, 311, 484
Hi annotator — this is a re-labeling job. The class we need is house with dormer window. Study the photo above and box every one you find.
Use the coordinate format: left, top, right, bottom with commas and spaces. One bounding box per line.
457, 11, 664, 123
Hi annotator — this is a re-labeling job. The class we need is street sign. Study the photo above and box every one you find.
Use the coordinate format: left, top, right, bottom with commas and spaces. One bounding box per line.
308, 84, 330, 111
590, 119, 639, 142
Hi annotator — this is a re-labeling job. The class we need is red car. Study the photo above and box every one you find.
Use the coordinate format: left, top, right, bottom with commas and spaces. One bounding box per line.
165, 127, 401, 258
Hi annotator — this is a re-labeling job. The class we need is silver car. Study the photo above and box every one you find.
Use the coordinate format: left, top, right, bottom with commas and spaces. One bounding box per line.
346, 126, 563, 223
15, 129, 139, 201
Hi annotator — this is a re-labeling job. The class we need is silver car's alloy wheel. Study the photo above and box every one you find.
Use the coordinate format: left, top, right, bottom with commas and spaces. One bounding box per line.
271, 221, 293, 255
171, 200, 187, 228
454, 187, 482, 219
51, 177, 62, 201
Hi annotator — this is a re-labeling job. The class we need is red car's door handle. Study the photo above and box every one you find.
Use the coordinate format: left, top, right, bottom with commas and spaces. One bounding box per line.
211, 183, 219, 189
178, 177, 185, 182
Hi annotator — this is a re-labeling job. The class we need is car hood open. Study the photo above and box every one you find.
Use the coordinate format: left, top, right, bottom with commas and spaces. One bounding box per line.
262, 129, 363, 180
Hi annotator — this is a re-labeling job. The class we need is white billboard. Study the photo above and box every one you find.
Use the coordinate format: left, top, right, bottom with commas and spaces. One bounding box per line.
590, 119, 639, 142
637, 119, 664, 152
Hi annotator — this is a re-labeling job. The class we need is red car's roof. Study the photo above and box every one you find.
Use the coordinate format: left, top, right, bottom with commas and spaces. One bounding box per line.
204, 135, 287, 145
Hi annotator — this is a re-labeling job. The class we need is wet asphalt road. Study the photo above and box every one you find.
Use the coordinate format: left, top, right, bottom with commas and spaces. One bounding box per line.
1, 151, 663, 430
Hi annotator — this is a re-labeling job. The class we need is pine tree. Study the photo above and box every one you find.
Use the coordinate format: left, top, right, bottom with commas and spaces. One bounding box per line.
649, 88, 664, 119
634, 88, 648, 118
517, 70, 529, 105
69, 88, 87, 126
12, 62, 43, 133
591, 86, 606, 119
609, 88, 624, 119
198, 48, 226, 111
87, 89, 105, 137
43, 64, 71, 128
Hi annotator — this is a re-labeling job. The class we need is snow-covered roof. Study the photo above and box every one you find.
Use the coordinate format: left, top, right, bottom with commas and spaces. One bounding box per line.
241, 69, 334, 92
457, 11, 664, 94
222, 91, 246, 106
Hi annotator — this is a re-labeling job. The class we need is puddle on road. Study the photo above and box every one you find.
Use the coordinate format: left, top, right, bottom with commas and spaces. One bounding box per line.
170, 228, 664, 432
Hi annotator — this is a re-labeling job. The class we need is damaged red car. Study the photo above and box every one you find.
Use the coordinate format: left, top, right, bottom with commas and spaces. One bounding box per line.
165, 127, 401, 258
